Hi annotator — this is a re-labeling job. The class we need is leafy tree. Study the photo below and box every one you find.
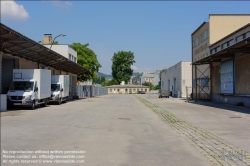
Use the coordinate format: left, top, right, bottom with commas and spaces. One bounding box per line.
153, 84, 160, 90
93, 76, 106, 84
111, 51, 135, 84
142, 82, 154, 90
70, 43, 102, 81
52, 41, 59, 45
102, 79, 118, 86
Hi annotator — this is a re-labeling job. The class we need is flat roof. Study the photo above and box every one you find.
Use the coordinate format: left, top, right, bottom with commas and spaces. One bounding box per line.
0, 23, 88, 75
191, 22, 207, 35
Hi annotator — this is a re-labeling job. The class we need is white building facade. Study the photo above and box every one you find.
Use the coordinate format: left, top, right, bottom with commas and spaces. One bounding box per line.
153, 70, 160, 86
44, 45, 77, 63
140, 73, 154, 85
161, 61, 192, 98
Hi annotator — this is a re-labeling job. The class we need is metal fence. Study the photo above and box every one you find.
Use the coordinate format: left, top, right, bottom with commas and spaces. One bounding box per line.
77, 85, 108, 98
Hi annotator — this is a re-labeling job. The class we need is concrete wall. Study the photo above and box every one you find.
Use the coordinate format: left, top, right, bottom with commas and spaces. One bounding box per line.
19, 58, 38, 69
181, 62, 192, 97
209, 15, 250, 45
161, 62, 186, 97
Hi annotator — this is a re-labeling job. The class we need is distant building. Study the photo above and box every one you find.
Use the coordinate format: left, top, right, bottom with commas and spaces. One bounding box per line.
105, 84, 149, 94
141, 72, 154, 85
153, 70, 160, 86
161, 61, 192, 98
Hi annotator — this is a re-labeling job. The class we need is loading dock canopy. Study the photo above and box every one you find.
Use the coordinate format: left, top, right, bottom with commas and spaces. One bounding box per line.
0, 23, 89, 75
193, 24, 250, 65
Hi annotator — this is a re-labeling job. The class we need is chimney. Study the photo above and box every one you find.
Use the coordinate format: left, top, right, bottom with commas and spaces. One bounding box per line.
43, 34, 52, 44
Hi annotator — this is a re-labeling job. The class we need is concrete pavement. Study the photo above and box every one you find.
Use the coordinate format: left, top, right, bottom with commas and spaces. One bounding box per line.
1, 95, 212, 166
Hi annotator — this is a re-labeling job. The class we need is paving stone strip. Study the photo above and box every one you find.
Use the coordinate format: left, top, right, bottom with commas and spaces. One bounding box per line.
136, 96, 250, 166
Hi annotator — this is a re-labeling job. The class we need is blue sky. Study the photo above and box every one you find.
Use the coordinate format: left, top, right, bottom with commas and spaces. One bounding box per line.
1, 1, 250, 74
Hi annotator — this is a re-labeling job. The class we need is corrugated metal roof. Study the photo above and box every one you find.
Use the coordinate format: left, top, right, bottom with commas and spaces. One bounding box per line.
0, 23, 89, 75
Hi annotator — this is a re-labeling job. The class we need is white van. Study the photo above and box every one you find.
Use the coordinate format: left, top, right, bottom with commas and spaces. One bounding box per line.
7, 69, 51, 109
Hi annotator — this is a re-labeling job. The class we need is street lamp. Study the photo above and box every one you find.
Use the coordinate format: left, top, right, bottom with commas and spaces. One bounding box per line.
50, 34, 66, 49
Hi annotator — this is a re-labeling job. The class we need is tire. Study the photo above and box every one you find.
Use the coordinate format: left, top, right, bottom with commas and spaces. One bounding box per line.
41, 99, 47, 107
58, 98, 62, 105
30, 101, 36, 110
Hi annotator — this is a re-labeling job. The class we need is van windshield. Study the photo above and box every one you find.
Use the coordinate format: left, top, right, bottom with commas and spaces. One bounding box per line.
51, 84, 60, 92
9, 81, 34, 91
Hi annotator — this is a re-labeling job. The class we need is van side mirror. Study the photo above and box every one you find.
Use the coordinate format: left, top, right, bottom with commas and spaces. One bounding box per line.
61, 88, 63, 92
35, 87, 38, 92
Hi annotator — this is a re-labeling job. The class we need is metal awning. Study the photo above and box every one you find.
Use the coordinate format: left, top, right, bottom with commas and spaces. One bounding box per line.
0, 23, 89, 75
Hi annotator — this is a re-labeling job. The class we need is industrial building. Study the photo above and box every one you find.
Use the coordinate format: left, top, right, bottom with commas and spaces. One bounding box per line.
161, 61, 192, 98
192, 14, 250, 100
0, 23, 88, 111
105, 84, 149, 94
140, 72, 154, 85
193, 23, 250, 106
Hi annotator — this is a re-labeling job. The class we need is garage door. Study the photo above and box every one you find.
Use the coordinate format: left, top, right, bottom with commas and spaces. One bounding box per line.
220, 60, 234, 94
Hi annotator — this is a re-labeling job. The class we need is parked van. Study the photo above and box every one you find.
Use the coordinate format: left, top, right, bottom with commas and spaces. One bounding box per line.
7, 69, 51, 109
50, 75, 69, 104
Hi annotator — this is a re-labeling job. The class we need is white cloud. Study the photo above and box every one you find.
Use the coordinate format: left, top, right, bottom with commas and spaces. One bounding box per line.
52, 1, 72, 9
0, 0, 29, 21
131, 65, 138, 71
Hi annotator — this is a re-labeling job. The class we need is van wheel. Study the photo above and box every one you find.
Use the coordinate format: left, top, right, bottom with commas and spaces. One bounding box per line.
58, 98, 62, 105
30, 101, 36, 110
41, 99, 47, 107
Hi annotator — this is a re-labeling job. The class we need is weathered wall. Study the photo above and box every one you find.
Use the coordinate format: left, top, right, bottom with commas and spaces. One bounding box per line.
212, 63, 220, 94
235, 55, 250, 94
19, 58, 38, 69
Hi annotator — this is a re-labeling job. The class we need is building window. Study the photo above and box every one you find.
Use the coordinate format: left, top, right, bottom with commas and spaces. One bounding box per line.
236, 35, 243, 42
133, 89, 136, 92
229, 40, 234, 46
69, 54, 71, 60
222, 43, 228, 49
117, 89, 120, 92
200, 76, 209, 87
109, 89, 112, 92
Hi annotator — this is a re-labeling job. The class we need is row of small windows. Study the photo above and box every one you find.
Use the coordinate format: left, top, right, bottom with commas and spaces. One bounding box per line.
109, 88, 147, 92
193, 29, 209, 47
210, 32, 250, 55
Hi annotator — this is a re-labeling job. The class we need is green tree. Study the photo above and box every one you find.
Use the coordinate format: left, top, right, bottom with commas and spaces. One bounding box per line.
102, 79, 118, 86
111, 51, 135, 84
52, 41, 59, 45
153, 84, 160, 90
70, 43, 102, 81
142, 82, 154, 90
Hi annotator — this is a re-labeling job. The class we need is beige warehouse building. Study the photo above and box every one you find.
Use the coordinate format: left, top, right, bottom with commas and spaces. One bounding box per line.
192, 14, 250, 106
192, 14, 250, 100
105, 85, 149, 94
